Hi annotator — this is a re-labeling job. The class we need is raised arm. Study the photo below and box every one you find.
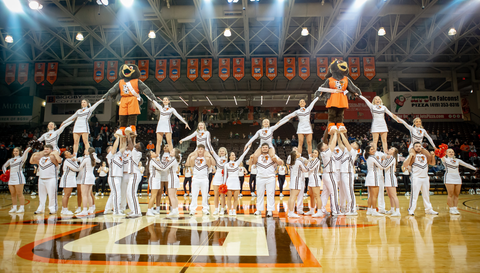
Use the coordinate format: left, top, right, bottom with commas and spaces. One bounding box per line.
244, 130, 260, 150
459, 159, 477, 171
237, 146, 251, 165
180, 131, 198, 143
103, 82, 120, 99
62, 110, 79, 126
172, 108, 189, 129
276, 111, 297, 128
271, 116, 292, 131
337, 130, 345, 150
56, 120, 74, 135
88, 99, 105, 116
110, 137, 120, 155
126, 135, 134, 151
20, 147, 32, 164
423, 131, 436, 149
37, 132, 47, 142
359, 95, 373, 110
396, 117, 413, 131
306, 97, 319, 112
383, 107, 396, 120
328, 132, 338, 152
138, 80, 157, 102
340, 133, 352, 151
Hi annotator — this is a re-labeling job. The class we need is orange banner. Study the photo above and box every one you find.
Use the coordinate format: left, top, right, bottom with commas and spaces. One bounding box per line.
363, 57, 376, 80
298, 57, 310, 80
265, 58, 277, 81
46, 62, 58, 85
169, 59, 181, 82
284, 57, 296, 80
233, 58, 244, 81
200, 58, 212, 81
125, 60, 136, 65
93, 61, 105, 83
348, 57, 360, 80
138, 60, 149, 81
107, 61, 118, 83
218, 58, 230, 81
5, 64, 16, 85
316, 57, 328, 80
17, 63, 29, 85
155, 59, 167, 82
34, 63, 45, 84
187, 59, 198, 81
331, 57, 343, 63
251, 57, 263, 81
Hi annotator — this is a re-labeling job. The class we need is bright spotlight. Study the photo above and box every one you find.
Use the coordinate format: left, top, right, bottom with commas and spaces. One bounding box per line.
448, 28, 457, 36
96, 0, 109, 5
378, 27, 386, 36
3, 0, 23, 13
5, 35, 13, 44
233, 0, 239, 2
227, 0, 233, 3
148, 30, 156, 39
120, 0, 134, 7
301, 27, 309, 36
29, 1, 43, 10
224, 28, 232, 37
76, 32, 84, 41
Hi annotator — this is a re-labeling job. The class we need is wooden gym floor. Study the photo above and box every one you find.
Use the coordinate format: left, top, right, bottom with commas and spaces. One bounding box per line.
1, 193, 480, 272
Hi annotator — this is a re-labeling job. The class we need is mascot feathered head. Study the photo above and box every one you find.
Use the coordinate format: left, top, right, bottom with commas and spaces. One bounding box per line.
325, 59, 348, 80
119, 64, 141, 79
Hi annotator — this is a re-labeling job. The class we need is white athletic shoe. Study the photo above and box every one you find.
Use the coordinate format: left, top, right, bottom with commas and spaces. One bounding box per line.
76, 210, 89, 217
254, 210, 262, 216
288, 212, 300, 218
425, 209, 439, 215
113, 212, 126, 217
168, 209, 179, 217
95, 192, 100, 197
371, 211, 385, 217
74, 207, 82, 214
31, 192, 37, 196
213, 208, 219, 215
332, 212, 344, 216
9, 207, 17, 213
62, 210, 74, 216
152, 209, 160, 215
101, 193, 104, 196
189, 211, 195, 216
378, 209, 387, 214
385, 209, 394, 215
297, 210, 304, 215
87, 207, 95, 214
305, 209, 315, 216
280, 193, 284, 197
104, 209, 113, 215
239, 193, 243, 197
252, 193, 256, 197
34, 210, 44, 214
390, 211, 401, 217
146, 210, 155, 217
16, 207, 25, 213
219, 209, 225, 216
202, 209, 210, 215
232, 210, 237, 216
184, 193, 188, 197
266, 211, 273, 217
312, 211, 324, 218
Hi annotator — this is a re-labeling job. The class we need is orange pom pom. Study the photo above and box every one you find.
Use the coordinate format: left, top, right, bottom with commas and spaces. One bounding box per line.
219, 184, 228, 194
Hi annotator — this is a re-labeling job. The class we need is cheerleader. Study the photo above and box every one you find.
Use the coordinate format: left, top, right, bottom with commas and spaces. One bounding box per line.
74, 151, 100, 214
384, 147, 401, 217
318, 133, 341, 216
338, 132, 360, 216
125, 134, 145, 218
303, 150, 323, 217
287, 149, 309, 218
159, 144, 171, 207
244, 118, 290, 161
359, 95, 396, 153
183, 166, 192, 197
276, 162, 287, 197
223, 146, 251, 216
396, 117, 436, 151
59, 151, 80, 215
210, 147, 228, 215
3, 146, 31, 213
76, 147, 99, 216
238, 163, 247, 197
442, 148, 478, 214
146, 151, 161, 216
180, 122, 213, 165
278, 97, 319, 155
62, 98, 105, 155
187, 144, 215, 216
249, 162, 257, 197
104, 136, 123, 216
364, 145, 395, 217
152, 97, 190, 156
38, 121, 73, 155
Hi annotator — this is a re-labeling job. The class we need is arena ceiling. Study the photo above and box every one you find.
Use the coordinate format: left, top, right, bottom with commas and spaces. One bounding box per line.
0, 0, 479, 105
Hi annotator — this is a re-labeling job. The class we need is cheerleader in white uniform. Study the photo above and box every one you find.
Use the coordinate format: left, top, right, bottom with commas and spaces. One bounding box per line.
223, 146, 251, 216
338, 132, 360, 215
359, 95, 396, 153
442, 148, 478, 215
364, 145, 395, 217
62, 98, 105, 155
146, 151, 161, 216
238, 163, 247, 197
181, 122, 213, 165
74, 151, 100, 214
125, 134, 145, 218
303, 150, 323, 217
384, 147, 401, 217
59, 151, 80, 215
187, 144, 215, 216
276, 163, 287, 197
278, 97, 319, 155
76, 147, 100, 216
152, 97, 190, 156
3, 146, 31, 213
396, 117, 436, 151
244, 118, 290, 160
38, 121, 73, 155
104, 136, 123, 216
210, 147, 228, 215
287, 150, 309, 218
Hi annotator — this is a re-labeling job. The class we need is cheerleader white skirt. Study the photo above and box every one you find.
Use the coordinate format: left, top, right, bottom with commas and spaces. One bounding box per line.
60, 174, 77, 188
444, 173, 462, 185
8, 172, 26, 185
226, 177, 241, 190
370, 118, 388, 133
149, 176, 161, 190
384, 173, 397, 187
212, 173, 224, 186
73, 120, 90, 134
169, 177, 180, 189
308, 174, 322, 188
160, 170, 168, 182
289, 175, 304, 190
156, 118, 172, 133
365, 173, 384, 187
79, 173, 96, 185
297, 122, 313, 135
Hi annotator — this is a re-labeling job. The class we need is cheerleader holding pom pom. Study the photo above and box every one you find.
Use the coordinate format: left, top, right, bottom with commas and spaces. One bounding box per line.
396, 116, 436, 152
2, 146, 31, 213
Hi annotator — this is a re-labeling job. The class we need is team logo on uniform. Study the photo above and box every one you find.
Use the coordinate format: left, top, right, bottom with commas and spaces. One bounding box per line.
222, 160, 226, 164
263, 130, 268, 134
263, 155, 269, 163
196, 159, 203, 165
301, 108, 305, 112
122, 85, 129, 94
43, 158, 48, 164
200, 133, 204, 137
419, 155, 425, 163
376, 106, 381, 109
165, 107, 169, 111
335, 149, 340, 154
452, 159, 456, 163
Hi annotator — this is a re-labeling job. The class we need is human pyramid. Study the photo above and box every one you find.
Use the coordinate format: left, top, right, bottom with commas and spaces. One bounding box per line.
3, 61, 477, 218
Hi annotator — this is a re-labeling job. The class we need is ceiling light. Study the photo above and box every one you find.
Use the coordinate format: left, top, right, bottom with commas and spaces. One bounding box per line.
227, 0, 233, 3
29, 1, 43, 10
378, 27, 386, 36
179, 96, 188, 106
5, 35, 13, 44
3, 0, 23, 13
206, 96, 213, 105
233, 0, 239, 2
261, 96, 263, 105
96, 0, 109, 5
76, 32, 84, 41
301, 27, 309, 36
286, 95, 290, 105
234, 96, 238, 105
224, 28, 232, 37
148, 30, 156, 39
448, 28, 457, 36
120, 0, 134, 7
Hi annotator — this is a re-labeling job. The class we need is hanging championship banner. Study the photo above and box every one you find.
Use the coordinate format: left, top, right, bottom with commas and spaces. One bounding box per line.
331, 57, 343, 63
201, 58, 212, 81
169, 59, 181, 82
298, 57, 310, 80
363, 57, 376, 80
34, 63, 45, 84
125, 60, 136, 65
233, 58, 244, 81
316, 57, 328, 80
155, 59, 167, 82
93, 61, 105, 83
187, 59, 198, 81
265, 57, 277, 81
17, 63, 29, 85
46, 62, 58, 85
5, 64, 16, 85
284, 57, 296, 80
218, 58, 230, 81
251, 57, 263, 81
348, 57, 360, 80
138, 60, 149, 81
107, 61, 118, 83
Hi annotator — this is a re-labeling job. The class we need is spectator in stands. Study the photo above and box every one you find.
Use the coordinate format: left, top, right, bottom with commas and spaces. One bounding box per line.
469, 149, 478, 165
101, 124, 108, 133
276, 136, 282, 146
248, 132, 253, 139
94, 122, 101, 137
252, 120, 259, 126
93, 135, 103, 155
284, 138, 291, 146
212, 137, 219, 148
359, 160, 367, 174
223, 107, 230, 120
430, 131, 437, 141
91, 114, 98, 124
234, 132, 240, 139
348, 135, 355, 142
469, 142, 476, 152
236, 119, 242, 125
60, 145, 67, 154
28, 131, 33, 138
22, 130, 28, 139
229, 132, 234, 139
213, 107, 219, 120
8, 142, 15, 150
460, 142, 470, 159
146, 141, 155, 152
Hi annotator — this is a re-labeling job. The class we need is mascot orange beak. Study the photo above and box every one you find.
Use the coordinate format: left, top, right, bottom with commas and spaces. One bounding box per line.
337, 61, 348, 72
121, 64, 135, 77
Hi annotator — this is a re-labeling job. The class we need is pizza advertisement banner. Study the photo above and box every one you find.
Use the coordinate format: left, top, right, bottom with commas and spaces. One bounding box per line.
34, 63, 45, 84
233, 58, 244, 81
138, 60, 149, 81
316, 57, 328, 80
218, 58, 230, 81
155, 59, 167, 82
363, 57, 376, 80
46, 62, 58, 85
265, 57, 277, 81
284, 57, 296, 80
251, 58, 263, 81
298, 57, 310, 80
107, 61, 118, 83
169, 59, 181, 82
17, 63, 29, 85
5, 63, 16, 85
187, 59, 198, 81
201, 58, 212, 81
125, 60, 136, 65
390, 92, 463, 120
348, 57, 360, 80
93, 61, 105, 83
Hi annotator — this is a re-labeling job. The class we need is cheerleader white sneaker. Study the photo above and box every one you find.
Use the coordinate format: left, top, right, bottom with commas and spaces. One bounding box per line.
219, 209, 225, 216
297, 210, 304, 215
74, 207, 82, 214
239, 193, 243, 197
62, 210, 74, 216
254, 210, 262, 216
279, 193, 284, 197
425, 209, 439, 215
34, 210, 44, 214
366, 208, 372, 215
371, 211, 385, 217
152, 209, 160, 215
305, 209, 315, 216
266, 211, 273, 217
113, 212, 126, 217
104, 209, 113, 215
189, 211, 195, 216
312, 211, 324, 218
232, 210, 237, 216
168, 209, 179, 217
16, 207, 25, 213
332, 212, 344, 216
378, 209, 387, 214
288, 212, 300, 218
9, 207, 17, 213
87, 207, 95, 214
202, 209, 210, 215
450, 208, 460, 215
76, 209, 89, 217
213, 208, 219, 215
390, 211, 401, 217
184, 193, 188, 197
146, 209, 156, 217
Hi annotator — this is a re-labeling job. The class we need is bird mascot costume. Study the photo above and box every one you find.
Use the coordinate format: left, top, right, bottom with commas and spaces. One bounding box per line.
103, 64, 158, 136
